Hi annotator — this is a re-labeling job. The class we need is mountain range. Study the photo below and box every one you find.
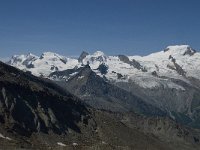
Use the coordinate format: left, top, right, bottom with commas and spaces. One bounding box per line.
1, 45, 200, 149
7, 45, 200, 126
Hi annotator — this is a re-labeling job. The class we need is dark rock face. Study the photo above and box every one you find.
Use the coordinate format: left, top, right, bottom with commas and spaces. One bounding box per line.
78, 51, 89, 63
97, 63, 108, 75
49, 66, 83, 80
164, 48, 170, 52
168, 56, 186, 76
118, 55, 147, 72
22, 58, 37, 67
152, 71, 158, 77
133, 59, 147, 72
183, 47, 196, 56
0, 62, 89, 136
59, 58, 67, 64
117, 73, 123, 79
50, 65, 59, 71
173, 62, 186, 76
118, 55, 130, 63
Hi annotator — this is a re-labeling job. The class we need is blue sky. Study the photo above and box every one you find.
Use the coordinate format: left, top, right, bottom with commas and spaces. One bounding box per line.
0, 0, 200, 58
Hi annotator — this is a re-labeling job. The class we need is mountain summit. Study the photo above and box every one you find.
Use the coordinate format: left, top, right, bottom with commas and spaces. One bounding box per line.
164, 45, 196, 56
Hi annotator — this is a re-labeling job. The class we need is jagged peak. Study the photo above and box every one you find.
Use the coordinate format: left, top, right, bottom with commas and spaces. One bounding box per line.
82, 51, 107, 63
78, 51, 89, 63
40, 52, 69, 61
41, 51, 59, 57
11, 54, 22, 59
92, 51, 105, 57
10, 53, 38, 61
164, 45, 196, 56
24, 53, 39, 59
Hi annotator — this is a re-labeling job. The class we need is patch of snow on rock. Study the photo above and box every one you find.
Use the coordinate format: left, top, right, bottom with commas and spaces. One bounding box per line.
0, 133, 12, 141
57, 142, 67, 147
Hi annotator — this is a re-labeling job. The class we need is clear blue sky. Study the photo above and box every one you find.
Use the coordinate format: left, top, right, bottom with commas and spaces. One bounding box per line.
0, 0, 200, 58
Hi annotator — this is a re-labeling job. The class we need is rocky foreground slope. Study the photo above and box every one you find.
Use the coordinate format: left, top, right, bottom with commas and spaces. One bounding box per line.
0, 61, 199, 149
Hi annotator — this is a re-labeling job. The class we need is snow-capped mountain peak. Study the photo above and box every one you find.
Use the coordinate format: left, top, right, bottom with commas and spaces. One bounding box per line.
93, 51, 105, 57
164, 45, 196, 56
8, 53, 38, 66
81, 51, 108, 67
40, 51, 63, 59
7, 51, 78, 76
